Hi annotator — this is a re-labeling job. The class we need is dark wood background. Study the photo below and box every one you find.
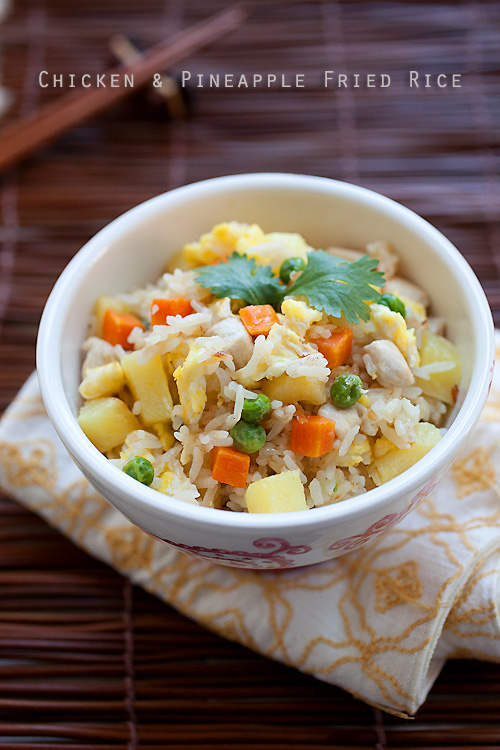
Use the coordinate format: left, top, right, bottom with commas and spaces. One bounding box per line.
1, 0, 500, 746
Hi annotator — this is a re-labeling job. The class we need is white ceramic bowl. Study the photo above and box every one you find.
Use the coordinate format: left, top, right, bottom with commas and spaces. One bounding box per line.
37, 174, 494, 569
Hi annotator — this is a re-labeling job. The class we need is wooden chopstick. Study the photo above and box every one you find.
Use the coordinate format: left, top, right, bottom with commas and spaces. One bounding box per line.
110, 34, 189, 119
0, 4, 247, 173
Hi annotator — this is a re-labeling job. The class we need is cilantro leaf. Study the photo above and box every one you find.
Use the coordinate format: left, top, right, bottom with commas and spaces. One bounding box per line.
285, 250, 385, 323
194, 249, 385, 322
194, 252, 283, 307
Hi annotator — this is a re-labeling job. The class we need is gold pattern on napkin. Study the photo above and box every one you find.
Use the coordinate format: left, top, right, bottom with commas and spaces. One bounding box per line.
1, 341, 500, 717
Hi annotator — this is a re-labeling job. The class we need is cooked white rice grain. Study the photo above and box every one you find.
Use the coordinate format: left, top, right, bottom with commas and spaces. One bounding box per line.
412, 361, 456, 380
198, 429, 232, 447
265, 404, 296, 441
204, 413, 229, 431
189, 447, 204, 483
201, 485, 218, 507
338, 425, 360, 457
379, 422, 410, 450
224, 380, 257, 401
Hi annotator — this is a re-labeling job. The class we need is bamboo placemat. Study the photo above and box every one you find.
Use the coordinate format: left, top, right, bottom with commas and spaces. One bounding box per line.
1, 0, 500, 746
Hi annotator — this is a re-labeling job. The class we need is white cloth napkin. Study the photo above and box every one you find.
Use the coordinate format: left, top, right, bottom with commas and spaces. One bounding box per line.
1, 339, 500, 717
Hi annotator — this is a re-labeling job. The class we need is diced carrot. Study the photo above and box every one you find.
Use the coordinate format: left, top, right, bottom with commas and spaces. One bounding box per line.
239, 304, 279, 337
290, 415, 336, 458
316, 327, 353, 368
211, 446, 250, 488
102, 309, 145, 349
151, 297, 193, 325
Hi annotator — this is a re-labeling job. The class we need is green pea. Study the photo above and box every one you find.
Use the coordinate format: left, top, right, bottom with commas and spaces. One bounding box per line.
241, 393, 272, 424
379, 293, 406, 318
230, 420, 267, 454
123, 456, 155, 486
330, 374, 364, 409
279, 256, 306, 284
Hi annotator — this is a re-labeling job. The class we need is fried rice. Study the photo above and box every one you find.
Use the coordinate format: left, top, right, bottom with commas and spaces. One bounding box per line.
76, 222, 461, 512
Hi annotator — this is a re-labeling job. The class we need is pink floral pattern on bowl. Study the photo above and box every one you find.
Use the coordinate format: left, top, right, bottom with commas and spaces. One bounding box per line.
328, 480, 437, 553
162, 537, 312, 569
488, 359, 495, 396
160, 478, 441, 568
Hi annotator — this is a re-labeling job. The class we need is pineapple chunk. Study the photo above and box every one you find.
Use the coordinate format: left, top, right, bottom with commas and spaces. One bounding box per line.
246, 470, 308, 513
78, 361, 125, 400
122, 352, 173, 425
416, 331, 461, 405
373, 435, 394, 459
369, 422, 442, 485
117, 386, 135, 409
261, 374, 326, 405
77, 397, 140, 453
94, 295, 130, 336
161, 353, 180, 404
152, 421, 175, 451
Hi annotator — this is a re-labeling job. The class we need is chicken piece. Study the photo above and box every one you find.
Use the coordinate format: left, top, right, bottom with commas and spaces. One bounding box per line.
328, 241, 399, 280
318, 402, 361, 440
366, 240, 399, 280
210, 297, 234, 323
426, 316, 446, 336
363, 340, 414, 388
369, 303, 419, 368
327, 246, 364, 262
384, 277, 429, 308
209, 317, 254, 369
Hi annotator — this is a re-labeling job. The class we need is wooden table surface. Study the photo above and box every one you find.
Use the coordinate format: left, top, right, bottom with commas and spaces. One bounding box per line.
1, 0, 500, 747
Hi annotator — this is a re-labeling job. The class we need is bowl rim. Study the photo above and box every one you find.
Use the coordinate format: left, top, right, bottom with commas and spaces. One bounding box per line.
37, 172, 495, 532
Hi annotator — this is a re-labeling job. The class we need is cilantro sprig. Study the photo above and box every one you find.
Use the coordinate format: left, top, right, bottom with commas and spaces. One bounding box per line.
195, 253, 284, 309
194, 250, 385, 323
286, 250, 385, 322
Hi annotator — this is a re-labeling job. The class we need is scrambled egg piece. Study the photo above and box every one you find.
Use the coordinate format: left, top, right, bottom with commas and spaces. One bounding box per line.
370, 303, 420, 368
174, 336, 232, 424
157, 469, 174, 493
236, 323, 329, 387
182, 222, 264, 266
182, 221, 313, 273
280, 299, 323, 337
237, 231, 312, 272
337, 436, 373, 467
78, 361, 125, 400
